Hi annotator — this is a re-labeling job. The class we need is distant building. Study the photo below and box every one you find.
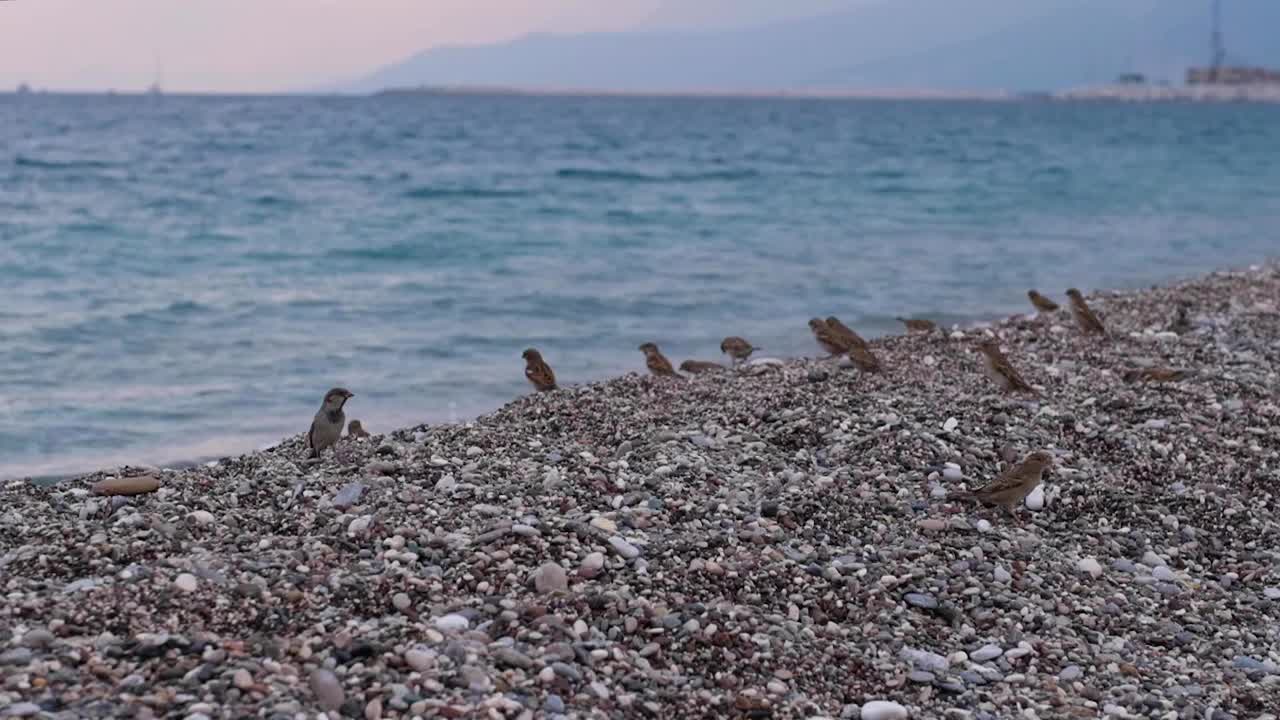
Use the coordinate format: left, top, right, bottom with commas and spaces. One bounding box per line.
1187, 66, 1280, 86
1116, 73, 1147, 85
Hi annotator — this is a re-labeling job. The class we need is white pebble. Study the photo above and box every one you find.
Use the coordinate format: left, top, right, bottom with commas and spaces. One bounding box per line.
347, 514, 373, 535
860, 700, 909, 720
942, 417, 958, 433
434, 474, 457, 493
993, 566, 1011, 583
1024, 485, 1045, 511
434, 613, 469, 632
942, 465, 963, 481
975, 519, 993, 534
174, 573, 198, 593
1152, 565, 1176, 582
187, 510, 215, 526
1077, 557, 1103, 578
466, 446, 483, 457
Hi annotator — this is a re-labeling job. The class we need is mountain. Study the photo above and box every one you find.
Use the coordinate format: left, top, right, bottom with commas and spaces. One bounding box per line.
347, 0, 1280, 93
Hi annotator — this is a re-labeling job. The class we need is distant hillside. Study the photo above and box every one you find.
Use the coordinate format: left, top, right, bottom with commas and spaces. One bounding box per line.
347, 0, 1280, 93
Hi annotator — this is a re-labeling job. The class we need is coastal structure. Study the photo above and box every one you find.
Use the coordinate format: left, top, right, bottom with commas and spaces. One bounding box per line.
1060, 0, 1280, 102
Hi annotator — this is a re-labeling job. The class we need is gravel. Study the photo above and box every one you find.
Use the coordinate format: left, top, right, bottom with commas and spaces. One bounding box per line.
2, 263, 1280, 718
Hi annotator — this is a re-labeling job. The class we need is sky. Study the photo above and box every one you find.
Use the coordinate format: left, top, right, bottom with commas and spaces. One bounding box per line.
0, 0, 673, 93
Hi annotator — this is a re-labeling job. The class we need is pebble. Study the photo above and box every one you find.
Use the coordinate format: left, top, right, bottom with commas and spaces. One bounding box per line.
970, 645, 1003, 662
435, 614, 469, 632
347, 514, 374, 535
174, 573, 198, 593
903, 593, 938, 610
332, 482, 366, 509
1059, 665, 1083, 682
942, 465, 963, 481
21, 629, 54, 649
579, 552, 606, 578
232, 669, 253, 689
0, 704, 41, 718
607, 535, 641, 559
392, 592, 412, 612
365, 698, 383, 720
860, 700, 909, 720
1264, 587, 1280, 600
993, 566, 1011, 583
0, 648, 33, 666
1152, 565, 1176, 582
1077, 557, 1103, 578
309, 668, 344, 710
533, 562, 569, 593
188, 509, 215, 525
1024, 485, 1045, 510
404, 648, 435, 672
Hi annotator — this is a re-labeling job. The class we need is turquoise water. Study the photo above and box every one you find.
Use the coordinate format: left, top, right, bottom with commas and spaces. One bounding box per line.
3, 93, 1279, 479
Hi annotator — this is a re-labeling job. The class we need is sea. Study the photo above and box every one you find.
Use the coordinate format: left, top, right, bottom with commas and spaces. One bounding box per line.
3, 92, 1279, 480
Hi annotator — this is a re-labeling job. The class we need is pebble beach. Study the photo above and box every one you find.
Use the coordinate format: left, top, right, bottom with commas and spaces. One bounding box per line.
2, 264, 1279, 720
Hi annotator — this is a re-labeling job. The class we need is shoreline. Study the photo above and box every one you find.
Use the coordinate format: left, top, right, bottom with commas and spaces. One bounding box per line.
3, 263, 1280, 718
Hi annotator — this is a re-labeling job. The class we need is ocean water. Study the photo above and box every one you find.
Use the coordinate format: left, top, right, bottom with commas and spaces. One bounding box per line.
2, 93, 1279, 479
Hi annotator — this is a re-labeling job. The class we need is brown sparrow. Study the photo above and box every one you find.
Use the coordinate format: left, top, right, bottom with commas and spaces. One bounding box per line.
848, 345, 883, 373
896, 317, 936, 333
308, 388, 353, 458
679, 359, 725, 374
719, 336, 758, 364
976, 339, 1036, 394
1065, 288, 1107, 335
825, 316, 869, 351
1122, 367, 1189, 383
1027, 290, 1059, 313
347, 419, 371, 438
951, 450, 1053, 521
639, 343, 683, 379
809, 318, 848, 356
522, 348, 557, 392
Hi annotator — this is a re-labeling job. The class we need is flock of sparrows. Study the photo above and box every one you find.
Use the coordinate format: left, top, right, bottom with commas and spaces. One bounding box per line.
305, 287, 1190, 522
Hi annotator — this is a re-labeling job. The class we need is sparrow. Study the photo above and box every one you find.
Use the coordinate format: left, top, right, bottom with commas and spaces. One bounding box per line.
825, 316, 869, 351
1065, 288, 1107, 335
848, 345, 883, 373
1027, 290, 1059, 313
976, 339, 1036, 394
951, 450, 1053, 522
679, 359, 725, 374
896, 317, 936, 333
1168, 302, 1193, 334
639, 343, 684, 379
308, 388, 354, 459
808, 318, 848, 357
720, 336, 758, 364
522, 348, 557, 392
1122, 367, 1190, 383
347, 419, 371, 438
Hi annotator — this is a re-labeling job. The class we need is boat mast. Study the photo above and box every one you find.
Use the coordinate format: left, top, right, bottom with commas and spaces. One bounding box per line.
1210, 0, 1225, 80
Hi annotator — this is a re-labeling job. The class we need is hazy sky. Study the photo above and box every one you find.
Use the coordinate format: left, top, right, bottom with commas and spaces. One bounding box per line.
0, 0, 672, 92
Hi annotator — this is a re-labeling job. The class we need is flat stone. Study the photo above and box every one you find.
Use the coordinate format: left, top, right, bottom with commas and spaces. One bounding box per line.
860, 700, 909, 720
92, 474, 160, 496
0, 648, 33, 666
1077, 558, 1103, 578
1, 703, 41, 718
21, 629, 54, 649
908, 671, 935, 683
904, 593, 938, 610
1059, 665, 1083, 682
310, 668, 344, 710
404, 648, 435, 672
174, 573, 198, 593
607, 536, 641, 559
970, 645, 1003, 662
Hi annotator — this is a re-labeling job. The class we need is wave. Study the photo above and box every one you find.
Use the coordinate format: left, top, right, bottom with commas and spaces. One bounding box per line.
14, 155, 118, 171
554, 167, 760, 183
403, 186, 529, 200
